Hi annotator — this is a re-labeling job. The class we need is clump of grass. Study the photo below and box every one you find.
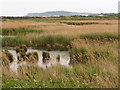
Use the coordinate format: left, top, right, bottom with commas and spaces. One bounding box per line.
16, 44, 27, 53
80, 33, 118, 41
26, 52, 38, 63
1, 28, 43, 35
93, 49, 110, 60
17, 51, 27, 62
2, 49, 14, 67
69, 47, 90, 64
15, 44, 38, 63
2, 54, 10, 66
42, 51, 50, 63
2, 49, 13, 63
61, 22, 99, 26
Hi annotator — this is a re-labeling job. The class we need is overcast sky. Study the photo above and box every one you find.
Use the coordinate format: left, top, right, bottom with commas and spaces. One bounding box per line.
0, 0, 119, 16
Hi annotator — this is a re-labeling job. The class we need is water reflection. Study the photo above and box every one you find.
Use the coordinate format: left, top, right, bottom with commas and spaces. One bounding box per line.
7, 48, 70, 72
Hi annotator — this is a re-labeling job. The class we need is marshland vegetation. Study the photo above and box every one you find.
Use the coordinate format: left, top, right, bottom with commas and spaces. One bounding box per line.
1, 16, 118, 88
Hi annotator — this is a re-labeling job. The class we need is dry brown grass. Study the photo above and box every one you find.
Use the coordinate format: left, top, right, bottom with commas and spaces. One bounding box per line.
2, 20, 118, 37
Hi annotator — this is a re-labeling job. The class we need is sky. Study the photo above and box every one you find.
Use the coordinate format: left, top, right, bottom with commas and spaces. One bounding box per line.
0, 0, 119, 16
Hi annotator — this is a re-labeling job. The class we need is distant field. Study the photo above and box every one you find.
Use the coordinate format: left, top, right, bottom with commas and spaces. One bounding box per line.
2, 19, 117, 35
1, 16, 118, 88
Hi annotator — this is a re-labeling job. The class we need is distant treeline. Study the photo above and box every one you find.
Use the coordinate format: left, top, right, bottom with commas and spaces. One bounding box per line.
1, 14, 118, 20
2, 16, 45, 19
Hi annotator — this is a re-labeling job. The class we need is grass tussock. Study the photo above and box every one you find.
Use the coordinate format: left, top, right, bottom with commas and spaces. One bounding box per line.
2, 50, 13, 66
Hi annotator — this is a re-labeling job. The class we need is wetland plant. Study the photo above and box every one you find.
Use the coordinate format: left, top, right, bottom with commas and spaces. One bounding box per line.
42, 51, 50, 63
26, 52, 38, 63
3, 49, 13, 63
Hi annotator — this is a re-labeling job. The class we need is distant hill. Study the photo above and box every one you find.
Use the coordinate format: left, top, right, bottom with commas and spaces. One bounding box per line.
26, 11, 94, 17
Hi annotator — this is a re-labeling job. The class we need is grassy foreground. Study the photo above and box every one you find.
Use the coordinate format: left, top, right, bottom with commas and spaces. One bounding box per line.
2, 57, 118, 88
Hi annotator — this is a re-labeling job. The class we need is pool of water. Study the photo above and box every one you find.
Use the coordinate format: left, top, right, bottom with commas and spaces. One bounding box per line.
7, 48, 71, 72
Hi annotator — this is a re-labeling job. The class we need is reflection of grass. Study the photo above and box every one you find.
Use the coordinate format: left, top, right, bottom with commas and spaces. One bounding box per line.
1, 28, 43, 35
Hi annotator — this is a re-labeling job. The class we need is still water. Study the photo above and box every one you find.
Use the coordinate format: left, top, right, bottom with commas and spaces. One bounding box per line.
7, 48, 71, 72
